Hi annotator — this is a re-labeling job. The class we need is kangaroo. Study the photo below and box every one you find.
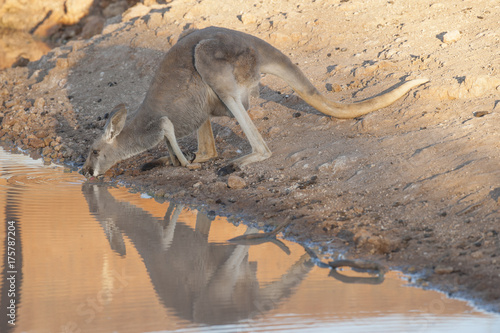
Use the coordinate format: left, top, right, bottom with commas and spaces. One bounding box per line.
82, 26, 429, 178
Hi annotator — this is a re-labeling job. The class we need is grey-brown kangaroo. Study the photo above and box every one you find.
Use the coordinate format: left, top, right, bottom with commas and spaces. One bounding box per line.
82, 26, 428, 178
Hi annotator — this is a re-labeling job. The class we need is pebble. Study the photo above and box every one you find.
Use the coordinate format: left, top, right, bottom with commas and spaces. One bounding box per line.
240, 13, 257, 25
4, 100, 17, 108
34, 97, 45, 109
471, 250, 484, 259
227, 175, 247, 189
214, 181, 228, 191
434, 265, 454, 274
473, 111, 489, 117
442, 30, 461, 44
187, 163, 201, 170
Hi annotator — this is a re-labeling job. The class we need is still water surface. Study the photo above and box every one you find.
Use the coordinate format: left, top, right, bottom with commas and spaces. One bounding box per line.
0, 148, 499, 333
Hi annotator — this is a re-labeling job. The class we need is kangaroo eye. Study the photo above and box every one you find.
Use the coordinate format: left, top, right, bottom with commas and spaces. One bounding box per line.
92, 150, 99, 155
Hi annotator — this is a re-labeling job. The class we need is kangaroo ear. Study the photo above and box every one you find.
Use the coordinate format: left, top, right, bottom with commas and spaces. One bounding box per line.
104, 104, 127, 142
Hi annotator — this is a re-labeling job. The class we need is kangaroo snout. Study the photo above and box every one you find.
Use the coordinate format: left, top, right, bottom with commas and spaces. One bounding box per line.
81, 165, 94, 178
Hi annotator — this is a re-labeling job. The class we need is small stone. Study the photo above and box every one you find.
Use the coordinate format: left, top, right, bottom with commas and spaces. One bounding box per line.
214, 181, 228, 191
240, 13, 257, 25
228, 175, 246, 189
434, 265, 454, 274
35, 130, 49, 139
471, 250, 484, 259
187, 163, 201, 170
4, 100, 17, 108
442, 30, 461, 44
193, 181, 202, 188
473, 111, 489, 117
34, 97, 45, 109
29, 137, 46, 148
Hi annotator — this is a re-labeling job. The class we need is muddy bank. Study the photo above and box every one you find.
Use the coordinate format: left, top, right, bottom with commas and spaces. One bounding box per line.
0, 0, 499, 311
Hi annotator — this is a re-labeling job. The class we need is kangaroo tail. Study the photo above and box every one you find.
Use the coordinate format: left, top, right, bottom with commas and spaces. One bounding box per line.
257, 42, 429, 119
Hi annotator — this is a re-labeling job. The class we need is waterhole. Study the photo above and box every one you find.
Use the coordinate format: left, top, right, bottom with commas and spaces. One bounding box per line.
0, 148, 498, 332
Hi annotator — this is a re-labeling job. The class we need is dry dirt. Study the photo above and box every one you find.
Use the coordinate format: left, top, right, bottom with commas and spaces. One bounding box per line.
0, 0, 499, 312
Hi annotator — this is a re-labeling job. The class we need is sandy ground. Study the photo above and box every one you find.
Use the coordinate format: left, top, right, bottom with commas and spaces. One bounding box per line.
0, 0, 499, 311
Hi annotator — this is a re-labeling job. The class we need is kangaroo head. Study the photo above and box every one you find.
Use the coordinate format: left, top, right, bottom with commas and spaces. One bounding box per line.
82, 104, 128, 178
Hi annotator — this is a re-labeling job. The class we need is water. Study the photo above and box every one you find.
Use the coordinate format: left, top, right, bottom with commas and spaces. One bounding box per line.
0, 148, 499, 333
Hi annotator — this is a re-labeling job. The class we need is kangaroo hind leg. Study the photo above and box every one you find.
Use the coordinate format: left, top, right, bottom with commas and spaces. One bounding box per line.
194, 37, 271, 167
193, 119, 218, 163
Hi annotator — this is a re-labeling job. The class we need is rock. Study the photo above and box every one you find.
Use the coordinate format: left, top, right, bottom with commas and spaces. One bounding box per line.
35, 130, 49, 139
473, 111, 489, 117
187, 163, 201, 170
214, 181, 228, 191
471, 250, 484, 259
240, 13, 257, 25
34, 97, 45, 109
4, 100, 17, 108
0, 0, 93, 35
353, 229, 399, 254
227, 175, 246, 189
434, 265, 454, 274
442, 30, 461, 44
326, 83, 342, 92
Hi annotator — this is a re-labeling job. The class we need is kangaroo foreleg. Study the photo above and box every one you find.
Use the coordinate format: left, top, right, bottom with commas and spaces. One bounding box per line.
161, 116, 190, 167
141, 140, 181, 171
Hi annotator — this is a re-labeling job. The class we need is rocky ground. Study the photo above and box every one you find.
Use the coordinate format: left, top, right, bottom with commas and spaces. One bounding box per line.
0, 0, 499, 312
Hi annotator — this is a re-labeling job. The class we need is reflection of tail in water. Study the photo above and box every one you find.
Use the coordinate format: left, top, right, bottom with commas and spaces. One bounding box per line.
81, 183, 314, 325
328, 259, 386, 285
235, 224, 387, 286
304, 244, 386, 285
228, 219, 293, 254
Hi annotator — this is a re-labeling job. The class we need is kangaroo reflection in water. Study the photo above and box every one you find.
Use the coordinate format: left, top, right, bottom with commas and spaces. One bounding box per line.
82, 183, 314, 325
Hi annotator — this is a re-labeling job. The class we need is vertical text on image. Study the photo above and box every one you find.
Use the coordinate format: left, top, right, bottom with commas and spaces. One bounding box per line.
6, 220, 17, 326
